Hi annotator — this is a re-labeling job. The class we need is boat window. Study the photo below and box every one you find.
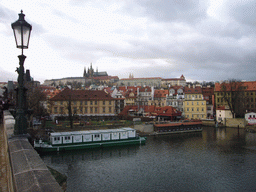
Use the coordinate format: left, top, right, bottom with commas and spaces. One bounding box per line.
65, 136, 71, 140
94, 134, 100, 138
54, 137, 60, 141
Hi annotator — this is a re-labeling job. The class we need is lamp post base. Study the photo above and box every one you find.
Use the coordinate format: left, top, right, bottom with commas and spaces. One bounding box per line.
14, 107, 27, 135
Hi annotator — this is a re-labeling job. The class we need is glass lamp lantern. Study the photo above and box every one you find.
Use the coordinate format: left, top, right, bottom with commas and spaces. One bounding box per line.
11, 10, 32, 51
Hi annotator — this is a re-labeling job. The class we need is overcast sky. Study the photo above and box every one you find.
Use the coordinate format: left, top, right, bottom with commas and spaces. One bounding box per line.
1, 0, 256, 84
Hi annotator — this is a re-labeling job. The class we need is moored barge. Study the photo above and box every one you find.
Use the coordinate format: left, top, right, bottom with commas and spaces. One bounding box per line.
34, 128, 146, 152
154, 121, 203, 134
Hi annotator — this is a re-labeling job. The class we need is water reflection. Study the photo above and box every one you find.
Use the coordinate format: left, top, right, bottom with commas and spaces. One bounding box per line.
41, 127, 256, 192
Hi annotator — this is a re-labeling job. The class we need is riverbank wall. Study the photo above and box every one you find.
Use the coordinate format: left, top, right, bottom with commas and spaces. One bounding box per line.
202, 118, 247, 128
2, 110, 62, 192
134, 119, 248, 135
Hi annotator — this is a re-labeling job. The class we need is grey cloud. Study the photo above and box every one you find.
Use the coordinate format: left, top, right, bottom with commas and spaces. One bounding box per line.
44, 0, 256, 82
123, 0, 209, 23
52, 9, 79, 23
224, 0, 256, 27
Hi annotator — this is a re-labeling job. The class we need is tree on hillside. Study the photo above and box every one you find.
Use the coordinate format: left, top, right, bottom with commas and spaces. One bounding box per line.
220, 79, 245, 118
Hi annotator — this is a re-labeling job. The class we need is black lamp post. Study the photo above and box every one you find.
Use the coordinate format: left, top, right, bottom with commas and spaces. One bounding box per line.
11, 10, 32, 135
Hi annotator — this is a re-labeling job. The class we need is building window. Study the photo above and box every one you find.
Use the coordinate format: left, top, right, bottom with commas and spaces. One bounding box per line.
202, 108, 204, 111
80, 101, 83, 105
60, 101, 63, 105
197, 102, 199, 105
109, 101, 112, 105
109, 107, 112, 113
187, 108, 189, 111
197, 108, 199, 111
103, 107, 105, 113
85, 107, 87, 113
90, 107, 93, 113
192, 102, 194, 105
199, 95, 201, 98
95, 101, 97, 105
80, 107, 83, 113
90, 101, 93, 105
187, 102, 189, 105
95, 107, 98, 113
73, 101, 77, 105
74, 107, 77, 113
54, 107, 57, 113
192, 107, 194, 111
85, 101, 87, 105
103, 101, 105, 105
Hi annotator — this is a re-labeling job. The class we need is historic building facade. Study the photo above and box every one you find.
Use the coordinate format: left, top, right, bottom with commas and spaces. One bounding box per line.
166, 86, 184, 113
48, 88, 116, 118
117, 77, 162, 87
214, 81, 256, 117
161, 75, 186, 88
183, 86, 207, 120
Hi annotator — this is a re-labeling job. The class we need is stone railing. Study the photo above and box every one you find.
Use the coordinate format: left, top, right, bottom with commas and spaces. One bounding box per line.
3, 110, 62, 192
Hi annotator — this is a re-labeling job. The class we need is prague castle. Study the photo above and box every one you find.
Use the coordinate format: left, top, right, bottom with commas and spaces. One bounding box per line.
43, 63, 119, 86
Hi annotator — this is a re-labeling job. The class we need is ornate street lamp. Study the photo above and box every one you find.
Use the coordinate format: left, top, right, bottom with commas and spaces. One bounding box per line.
11, 10, 32, 135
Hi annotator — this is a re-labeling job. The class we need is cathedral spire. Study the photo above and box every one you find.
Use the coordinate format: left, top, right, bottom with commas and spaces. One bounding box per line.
83, 67, 87, 77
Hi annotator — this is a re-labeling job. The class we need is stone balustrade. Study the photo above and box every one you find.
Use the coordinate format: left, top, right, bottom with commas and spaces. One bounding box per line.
3, 110, 62, 192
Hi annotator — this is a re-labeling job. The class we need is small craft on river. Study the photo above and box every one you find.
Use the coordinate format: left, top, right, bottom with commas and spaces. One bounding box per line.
154, 120, 203, 134
34, 128, 146, 152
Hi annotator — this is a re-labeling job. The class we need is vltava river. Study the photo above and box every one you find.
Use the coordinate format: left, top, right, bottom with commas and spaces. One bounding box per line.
41, 127, 256, 192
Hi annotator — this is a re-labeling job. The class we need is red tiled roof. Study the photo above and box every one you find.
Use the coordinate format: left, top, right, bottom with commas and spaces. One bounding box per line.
50, 88, 114, 101
139, 86, 152, 92
215, 81, 256, 92
103, 87, 112, 94
184, 86, 202, 94
120, 77, 162, 80
118, 86, 141, 92
154, 121, 202, 128
154, 89, 168, 98
119, 105, 181, 116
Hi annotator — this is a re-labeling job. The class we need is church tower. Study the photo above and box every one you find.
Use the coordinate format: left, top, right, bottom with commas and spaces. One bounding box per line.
83, 67, 87, 77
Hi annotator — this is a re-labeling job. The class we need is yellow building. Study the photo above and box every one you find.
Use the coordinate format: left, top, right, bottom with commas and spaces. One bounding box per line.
184, 86, 207, 119
48, 88, 116, 117
215, 81, 256, 117
124, 90, 137, 106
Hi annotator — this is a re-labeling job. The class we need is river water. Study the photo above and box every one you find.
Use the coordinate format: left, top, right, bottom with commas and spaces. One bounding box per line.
41, 127, 256, 192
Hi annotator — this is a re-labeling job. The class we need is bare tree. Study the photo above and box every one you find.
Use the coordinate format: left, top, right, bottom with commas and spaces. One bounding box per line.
66, 94, 74, 129
220, 80, 245, 118
26, 84, 48, 118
